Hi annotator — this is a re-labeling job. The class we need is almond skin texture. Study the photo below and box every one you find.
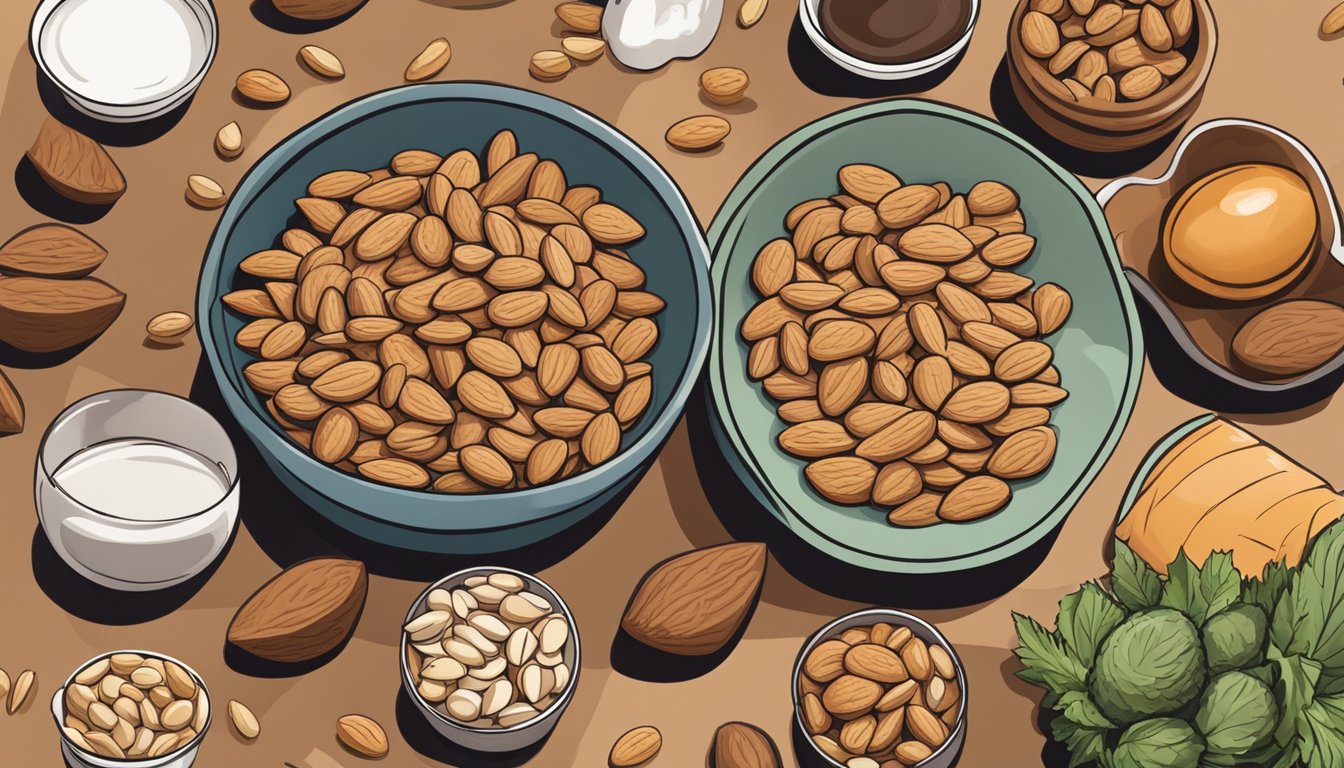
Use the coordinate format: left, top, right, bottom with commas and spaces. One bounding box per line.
0, 224, 107, 278
666, 116, 731, 152
713, 721, 782, 768
226, 558, 368, 662
0, 276, 125, 353
27, 118, 126, 204
621, 542, 767, 655
1232, 300, 1344, 377
273, 0, 363, 21
700, 67, 750, 105
610, 725, 661, 767
336, 714, 389, 759
0, 369, 23, 434
406, 38, 451, 81
236, 69, 291, 104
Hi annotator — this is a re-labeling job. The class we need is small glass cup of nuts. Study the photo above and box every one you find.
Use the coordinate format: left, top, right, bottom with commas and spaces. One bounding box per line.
52, 651, 211, 768
793, 609, 966, 768
400, 566, 580, 753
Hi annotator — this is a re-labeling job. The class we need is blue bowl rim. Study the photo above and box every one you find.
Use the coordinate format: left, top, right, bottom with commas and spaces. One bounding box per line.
705, 97, 1144, 573
196, 82, 713, 533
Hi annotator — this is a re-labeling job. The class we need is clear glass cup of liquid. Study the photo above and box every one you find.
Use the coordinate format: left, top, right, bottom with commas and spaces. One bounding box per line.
36, 389, 240, 591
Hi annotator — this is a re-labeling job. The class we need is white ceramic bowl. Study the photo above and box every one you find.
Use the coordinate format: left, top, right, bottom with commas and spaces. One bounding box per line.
35, 389, 240, 591
399, 567, 580, 753
29, 0, 219, 123
793, 609, 968, 768
52, 651, 211, 768
798, 0, 980, 80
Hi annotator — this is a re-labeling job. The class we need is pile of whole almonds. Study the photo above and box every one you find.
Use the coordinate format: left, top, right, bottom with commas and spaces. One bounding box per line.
741, 166, 1071, 528
404, 571, 574, 729
1019, 0, 1195, 103
61, 653, 207, 760
799, 622, 961, 767
226, 130, 664, 493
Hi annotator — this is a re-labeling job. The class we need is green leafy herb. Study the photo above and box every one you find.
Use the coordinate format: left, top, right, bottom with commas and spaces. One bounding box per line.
1059, 583, 1127, 667
1014, 612, 1088, 696
1271, 524, 1344, 692
1112, 540, 1162, 612
1246, 558, 1291, 618
1160, 550, 1240, 626
1053, 714, 1111, 768
1299, 694, 1344, 768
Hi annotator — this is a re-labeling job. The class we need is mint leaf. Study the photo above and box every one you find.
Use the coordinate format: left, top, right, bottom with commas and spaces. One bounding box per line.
1271, 523, 1344, 684
1112, 539, 1162, 611
1052, 714, 1110, 768
1058, 582, 1127, 667
1015, 612, 1089, 698
1161, 550, 1239, 625
1058, 690, 1118, 730
1246, 558, 1291, 619
1269, 654, 1322, 749
1299, 693, 1344, 768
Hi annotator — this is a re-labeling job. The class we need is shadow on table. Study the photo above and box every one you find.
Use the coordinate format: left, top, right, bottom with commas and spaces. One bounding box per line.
186, 358, 623, 581
13, 157, 115, 225
787, 13, 963, 98
987, 57, 1179, 179
681, 383, 1059, 609
30, 523, 231, 625
36, 71, 191, 146
609, 571, 761, 683
395, 688, 548, 767
249, 0, 367, 33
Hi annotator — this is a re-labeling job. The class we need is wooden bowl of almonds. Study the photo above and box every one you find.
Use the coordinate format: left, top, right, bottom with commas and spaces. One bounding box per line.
399, 567, 579, 753
197, 83, 712, 555
1005, 0, 1218, 152
793, 609, 967, 768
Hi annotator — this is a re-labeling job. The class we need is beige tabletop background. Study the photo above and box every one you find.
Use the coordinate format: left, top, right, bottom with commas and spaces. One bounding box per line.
1, 0, 1341, 765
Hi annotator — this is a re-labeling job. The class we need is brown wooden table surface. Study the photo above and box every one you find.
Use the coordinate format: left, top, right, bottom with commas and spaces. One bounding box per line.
1, 0, 1340, 765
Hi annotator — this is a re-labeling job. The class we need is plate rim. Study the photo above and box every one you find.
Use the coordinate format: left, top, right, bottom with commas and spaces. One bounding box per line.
196, 82, 713, 533
705, 97, 1144, 573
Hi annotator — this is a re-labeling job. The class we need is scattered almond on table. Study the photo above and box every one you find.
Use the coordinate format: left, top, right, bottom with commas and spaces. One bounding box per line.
186, 174, 227, 209
1323, 1, 1344, 35
562, 36, 606, 62
712, 721, 781, 768
738, 0, 768, 28
555, 2, 603, 34
235, 69, 291, 105
336, 714, 389, 759
6, 668, 33, 714
215, 121, 244, 159
609, 725, 662, 767
146, 311, 194, 343
406, 38, 451, 82
228, 699, 260, 740
666, 115, 731, 152
300, 45, 345, 79
530, 50, 572, 81
700, 67, 750, 105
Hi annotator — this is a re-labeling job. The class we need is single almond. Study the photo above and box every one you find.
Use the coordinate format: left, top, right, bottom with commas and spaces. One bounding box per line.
666, 115, 731, 152
406, 38, 451, 81
530, 50, 572, 81
610, 725, 661, 767
236, 69, 290, 104
215, 121, 244, 158
700, 67, 750, 105
228, 700, 260, 740
146, 311, 194, 342
988, 426, 1057, 479
27, 117, 126, 204
186, 174, 227, 209
738, 0, 768, 27
562, 36, 606, 62
1020, 10, 1061, 57
300, 45, 345, 78
336, 714, 390, 759
939, 475, 1011, 521
1325, 1, 1344, 35
0, 223, 107, 278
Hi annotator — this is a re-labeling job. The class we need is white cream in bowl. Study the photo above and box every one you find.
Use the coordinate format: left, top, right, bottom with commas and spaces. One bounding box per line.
32, 0, 216, 120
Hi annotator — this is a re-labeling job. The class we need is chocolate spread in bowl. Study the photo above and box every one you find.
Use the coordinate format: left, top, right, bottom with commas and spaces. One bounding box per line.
818, 0, 973, 65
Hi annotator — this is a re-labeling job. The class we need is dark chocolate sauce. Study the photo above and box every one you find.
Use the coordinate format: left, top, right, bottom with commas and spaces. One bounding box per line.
819, 0, 973, 65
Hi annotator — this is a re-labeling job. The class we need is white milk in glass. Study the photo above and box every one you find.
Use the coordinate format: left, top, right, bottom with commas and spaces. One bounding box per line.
52, 438, 231, 521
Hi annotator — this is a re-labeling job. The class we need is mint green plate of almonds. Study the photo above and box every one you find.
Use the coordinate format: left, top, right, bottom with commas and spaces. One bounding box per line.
704, 99, 1142, 575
